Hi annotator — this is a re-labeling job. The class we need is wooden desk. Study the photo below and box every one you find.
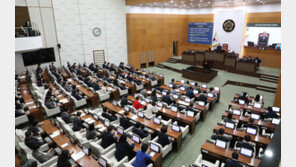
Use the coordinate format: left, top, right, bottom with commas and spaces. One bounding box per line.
236, 61, 256, 73
138, 71, 164, 86
68, 79, 99, 108
60, 67, 71, 79
229, 102, 267, 114
101, 102, 183, 152
20, 84, 44, 121
201, 142, 260, 167
49, 83, 75, 112
221, 112, 277, 131
233, 94, 264, 104
40, 120, 100, 167
19, 72, 28, 84
213, 124, 270, 145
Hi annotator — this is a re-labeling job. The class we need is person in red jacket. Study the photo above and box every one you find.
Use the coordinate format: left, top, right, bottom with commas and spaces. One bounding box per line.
133, 96, 144, 110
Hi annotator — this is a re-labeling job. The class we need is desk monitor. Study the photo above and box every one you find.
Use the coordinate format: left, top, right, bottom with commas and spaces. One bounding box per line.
171, 105, 178, 112
272, 118, 280, 125
238, 100, 245, 105
172, 124, 180, 132
124, 106, 129, 112
248, 41, 255, 47
254, 102, 262, 109
202, 84, 207, 89
233, 109, 241, 116
208, 93, 214, 98
132, 134, 140, 144
185, 97, 191, 103
94, 114, 99, 121
180, 87, 185, 91
246, 127, 257, 135
162, 91, 167, 96
112, 100, 117, 106
187, 110, 195, 117
157, 101, 163, 108
198, 101, 205, 107
138, 111, 144, 118
251, 113, 260, 120
104, 119, 110, 127
117, 126, 124, 135
215, 139, 226, 149
173, 94, 179, 100
145, 98, 150, 103
214, 87, 220, 91
272, 106, 280, 112
240, 147, 253, 157
168, 84, 173, 88
181, 80, 185, 84
153, 118, 161, 125
191, 82, 195, 86
98, 156, 107, 167
193, 90, 199, 95
150, 143, 160, 153
225, 122, 235, 129
82, 146, 90, 156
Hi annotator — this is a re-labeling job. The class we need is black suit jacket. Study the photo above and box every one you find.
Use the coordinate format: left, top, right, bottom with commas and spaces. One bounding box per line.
72, 93, 82, 101
120, 117, 131, 130
197, 94, 207, 104
93, 83, 100, 91
72, 117, 82, 132
225, 159, 243, 167
120, 97, 128, 107
25, 137, 42, 150
101, 132, 118, 149
132, 128, 149, 139
236, 141, 255, 152
211, 134, 231, 143
157, 132, 171, 147
162, 95, 174, 105
115, 141, 134, 161
265, 111, 279, 119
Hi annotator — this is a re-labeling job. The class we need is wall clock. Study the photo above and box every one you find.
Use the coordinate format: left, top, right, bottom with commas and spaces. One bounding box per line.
92, 27, 101, 36
223, 19, 235, 32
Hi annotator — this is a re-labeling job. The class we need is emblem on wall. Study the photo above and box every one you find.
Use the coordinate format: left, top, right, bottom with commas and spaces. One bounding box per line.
223, 19, 235, 32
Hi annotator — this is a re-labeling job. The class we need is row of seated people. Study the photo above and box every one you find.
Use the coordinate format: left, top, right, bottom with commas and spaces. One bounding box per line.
237, 56, 262, 64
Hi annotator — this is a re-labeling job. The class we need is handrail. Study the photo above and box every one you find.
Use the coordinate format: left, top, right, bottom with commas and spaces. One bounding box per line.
15, 26, 41, 38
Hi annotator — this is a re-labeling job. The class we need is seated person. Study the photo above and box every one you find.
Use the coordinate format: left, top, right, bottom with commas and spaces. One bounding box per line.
25, 130, 43, 150
242, 118, 258, 130
120, 95, 129, 107
44, 97, 57, 109
132, 123, 150, 139
162, 91, 176, 106
133, 143, 152, 167
149, 74, 156, 81
265, 107, 279, 119
231, 101, 242, 111
150, 90, 158, 104
102, 111, 118, 122
211, 128, 232, 143
186, 103, 199, 116
170, 78, 177, 88
237, 92, 249, 104
115, 134, 135, 161
28, 121, 40, 137
185, 87, 195, 99
223, 112, 238, 124
72, 112, 83, 132
235, 135, 255, 153
15, 100, 23, 110
120, 111, 132, 129
86, 123, 98, 140
101, 126, 118, 149
22, 159, 37, 167
183, 81, 190, 90
225, 152, 243, 167
57, 150, 77, 167
71, 89, 83, 100
61, 112, 73, 124
196, 91, 208, 105
92, 81, 100, 91
133, 96, 144, 110
32, 144, 55, 164
193, 83, 200, 90
157, 126, 172, 147
140, 89, 148, 98
144, 102, 157, 119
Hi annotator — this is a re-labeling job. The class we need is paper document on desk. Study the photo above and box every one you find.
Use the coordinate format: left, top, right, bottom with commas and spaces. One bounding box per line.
77, 85, 81, 88
71, 151, 85, 161
149, 152, 155, 157
131, 115, 138, 119
80, 113, 86, 117
96, 124, 103, 129
67, 79, 73, 82
50, 130, 60, 138
61, 143, 68, 148
26, 101, 34, 105
29, 106, 37, 110
87, 119, 95, 124
59, 99, 69, 103
119, 110, 124, 114
57, 94, 62, 98
84, 118, 92, 122
100, 127, 106, 132
20, 76, 26, 79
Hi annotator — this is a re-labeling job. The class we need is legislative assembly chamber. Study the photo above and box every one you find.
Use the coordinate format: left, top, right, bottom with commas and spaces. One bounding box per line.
14, 0, 281, 167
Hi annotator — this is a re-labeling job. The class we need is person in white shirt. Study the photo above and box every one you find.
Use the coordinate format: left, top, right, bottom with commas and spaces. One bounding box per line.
144, 102, 157, 119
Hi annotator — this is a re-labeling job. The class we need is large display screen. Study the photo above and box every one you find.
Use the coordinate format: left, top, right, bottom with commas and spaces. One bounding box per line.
22, 48, 55, 66
188, 22, 213, 45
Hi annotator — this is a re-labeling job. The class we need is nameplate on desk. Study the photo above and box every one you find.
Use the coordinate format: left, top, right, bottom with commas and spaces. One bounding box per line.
71, 151, 85, 161
60, 99, 69, 103
149, 152, 155, 157
26, 102, 34, 105
20, 76, 26, 79
57, 95, 62, 98
61, 143, 69, 148
131, 115, 138, 119
50, 130, 60, 138
29, 106, 37, 110
118, 110, 124, 114
201, 149, 209, 153
80, 113, 86, 117
147, 91, 152, 94
87, 119, 95, 124
77, 85, 81, 88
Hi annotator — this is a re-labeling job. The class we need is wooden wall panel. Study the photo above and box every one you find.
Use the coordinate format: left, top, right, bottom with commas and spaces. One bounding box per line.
126, 13, 214, 69
15, 6, 30, 27
242, 12, 281, 69
273, 75, 281, 108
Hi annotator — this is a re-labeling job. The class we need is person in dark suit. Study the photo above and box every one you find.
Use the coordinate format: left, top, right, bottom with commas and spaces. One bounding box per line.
157, 126, 172, 147
150, 90, 158, 104
45, 97, 56, 109
223, 112, 237, 124
86, 123, 98, 140
162, 92, 175, 106
265, 107, 279, 119
120, 95, 129, 107
101, 126, 118, 149
235, 135, 255, 153
242, 118, 258, 130
92, 81, 101, 91
102, 112, 117, 122
197, 91, 208, 104
115, 134, 135, 161
28, 121, 40, 137
186, 103, 199, 116
132, 123, 150, 139
225, 152, 243, 167
120, 111, 132, 129
72, 90, 82, 101
22, 159, 38, 167
61, 112, 73, 124
72, 112, 83, 132
133, 143, 151, 167
211, 128, 232, 143
57, 150, 77, 167
32, 145, 55, 164
25, 131, 43, 150
237, 92, 249, 104
186, 87, 195, 99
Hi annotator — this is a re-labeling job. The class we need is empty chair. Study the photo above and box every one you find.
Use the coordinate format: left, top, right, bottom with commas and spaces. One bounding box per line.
157, 115, 172, 126
97, 89, 110, 102
194, 154, 220, 167
150, 137, 173, 158
27, 151, 58, 167
118, 87, 128, 96
123, 156, 153, 167
90, 139, 116, 158
71, 95, 87, 108
15, 114, 29, 126
74, 132, 92, 148
151, 79, 158, 87
38, 99, 61, 117
135, 83, 144, 91
172, 121, 189, 139
101, 148, 129, 167
89, 108, 103, 115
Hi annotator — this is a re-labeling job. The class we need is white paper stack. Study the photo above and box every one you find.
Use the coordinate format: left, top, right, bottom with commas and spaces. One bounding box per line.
149, 152, 155, 157
132, 115, 138, 119
50, 130, 60, 138
71, 151, 85, 161
61, 143, 69, 148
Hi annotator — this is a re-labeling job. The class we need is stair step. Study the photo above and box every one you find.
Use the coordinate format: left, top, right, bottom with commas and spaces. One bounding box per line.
260, 75, 279, 80
260, 78, 278, 83
256, 86, 276, 92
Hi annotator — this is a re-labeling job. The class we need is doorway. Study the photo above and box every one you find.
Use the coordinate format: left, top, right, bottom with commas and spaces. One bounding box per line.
173, 41, 178, 56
